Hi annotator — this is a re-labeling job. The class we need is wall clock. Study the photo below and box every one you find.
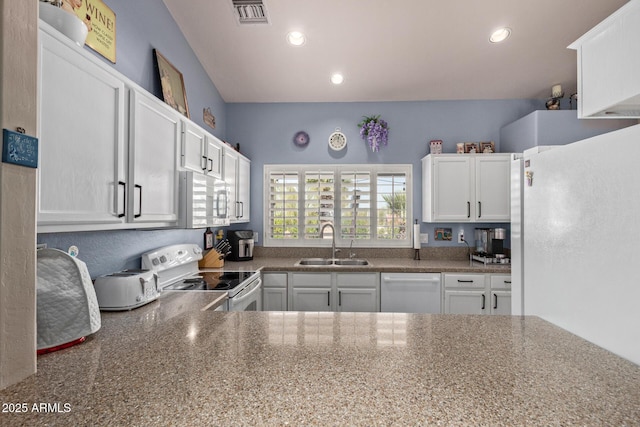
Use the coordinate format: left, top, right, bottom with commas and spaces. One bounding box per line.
328, 129, 347, 151
293, 131, 310, 147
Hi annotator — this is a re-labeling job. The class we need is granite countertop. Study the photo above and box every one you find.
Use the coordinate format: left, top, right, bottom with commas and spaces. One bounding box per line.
222, 257, 512, 274
1, 293, 639, 426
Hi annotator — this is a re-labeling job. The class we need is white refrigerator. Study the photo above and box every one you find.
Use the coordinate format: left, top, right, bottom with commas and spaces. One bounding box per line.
511, 124, 640, 365
510, 147, 557, 316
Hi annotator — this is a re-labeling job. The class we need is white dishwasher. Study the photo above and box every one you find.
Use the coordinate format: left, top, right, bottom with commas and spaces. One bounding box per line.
381, 273, 441, 313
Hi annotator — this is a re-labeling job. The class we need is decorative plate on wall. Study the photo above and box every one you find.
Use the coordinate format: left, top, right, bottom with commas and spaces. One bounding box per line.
328, 129, 347, 151
293, 131, 310, 147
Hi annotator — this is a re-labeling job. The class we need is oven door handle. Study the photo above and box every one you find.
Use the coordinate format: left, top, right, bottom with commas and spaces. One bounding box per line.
231, 278, 262, 304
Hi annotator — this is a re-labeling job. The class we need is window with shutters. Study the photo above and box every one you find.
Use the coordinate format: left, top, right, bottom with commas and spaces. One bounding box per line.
264, 165, 411, 247
266, 170, 299, 240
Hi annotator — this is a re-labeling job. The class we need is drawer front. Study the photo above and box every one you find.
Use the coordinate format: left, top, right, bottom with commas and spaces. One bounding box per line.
262, 272, 287, 288
291, 272, 332, 288
336, 272, 379, 288
444, 273, 486, 289
490, 274, 511, 290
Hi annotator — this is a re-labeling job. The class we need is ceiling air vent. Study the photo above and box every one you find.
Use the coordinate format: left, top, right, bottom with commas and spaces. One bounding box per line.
232, 0, 269, 25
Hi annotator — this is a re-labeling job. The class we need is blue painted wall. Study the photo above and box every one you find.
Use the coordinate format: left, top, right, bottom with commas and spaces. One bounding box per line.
227, 99, 541, 249
83, 0, 226, 137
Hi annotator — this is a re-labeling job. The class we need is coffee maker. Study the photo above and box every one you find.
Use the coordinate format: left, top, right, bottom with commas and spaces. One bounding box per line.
473, 228, 509, 264
228, 230, 255, 261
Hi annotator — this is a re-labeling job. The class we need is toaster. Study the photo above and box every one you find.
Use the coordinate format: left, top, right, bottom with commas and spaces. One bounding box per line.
93, 269, 159, 311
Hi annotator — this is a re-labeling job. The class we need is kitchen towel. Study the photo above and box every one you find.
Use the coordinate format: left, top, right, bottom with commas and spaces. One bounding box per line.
413, 222, 421, 249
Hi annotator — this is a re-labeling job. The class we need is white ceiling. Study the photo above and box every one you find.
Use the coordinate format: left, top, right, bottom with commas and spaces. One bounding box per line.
162, 0, 629, 103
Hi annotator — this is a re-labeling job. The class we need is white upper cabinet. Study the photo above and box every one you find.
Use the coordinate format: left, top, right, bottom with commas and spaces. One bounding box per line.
569, 0, 640, 118
38, 21, 223, 232
128, 89, 181, 225
181, 121, 223, 178
423, 156, 472, 222
422, 154, 510, 223
37, 26, 127, 232
236, 154, 251, 222
474, 156, 511, 222
224, 149, 251, 223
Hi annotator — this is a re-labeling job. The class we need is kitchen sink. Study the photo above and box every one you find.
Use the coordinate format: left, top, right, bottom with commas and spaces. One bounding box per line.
295, 258, 370, 267
296, 258, 333, 266
332, 259, 369, 266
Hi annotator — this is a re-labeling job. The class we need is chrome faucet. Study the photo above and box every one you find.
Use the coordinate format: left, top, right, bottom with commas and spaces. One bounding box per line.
461, 237, 472, 266
349, 239, 356, 259
320, 223, 339, 259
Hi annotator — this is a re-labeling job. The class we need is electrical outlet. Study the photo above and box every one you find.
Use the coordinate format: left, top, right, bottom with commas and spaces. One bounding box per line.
253, 231, 259, 244
458, 230, 465, 243
419, 233, 429, 244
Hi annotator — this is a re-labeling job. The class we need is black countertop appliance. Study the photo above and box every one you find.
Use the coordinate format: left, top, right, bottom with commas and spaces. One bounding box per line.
228, 230, 254, 261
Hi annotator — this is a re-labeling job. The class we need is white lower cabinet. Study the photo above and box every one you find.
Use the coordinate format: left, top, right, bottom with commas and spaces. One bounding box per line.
290, 273, 333, 311
444, 273, 511, 315
262, 272, 288, 311
489, 274, 512, 315
336, 273, 379, 312
290, 272, 379, 312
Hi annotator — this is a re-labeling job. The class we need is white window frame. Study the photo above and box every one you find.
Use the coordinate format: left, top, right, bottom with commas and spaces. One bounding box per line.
264, 164, 412, 248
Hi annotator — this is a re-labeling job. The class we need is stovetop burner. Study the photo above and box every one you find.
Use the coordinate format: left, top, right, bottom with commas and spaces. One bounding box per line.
163, 271, 257, 292
472, 252, 510, 265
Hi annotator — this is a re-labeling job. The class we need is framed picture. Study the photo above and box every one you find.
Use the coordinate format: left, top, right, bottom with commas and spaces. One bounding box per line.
154, 50, 190, 118
434, 228, 452, 241
464, 142, 479, 153
480, 141, 495, 153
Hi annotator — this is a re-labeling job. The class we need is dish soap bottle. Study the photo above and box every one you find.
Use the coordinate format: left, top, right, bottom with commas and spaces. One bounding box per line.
204, 227, 214, 250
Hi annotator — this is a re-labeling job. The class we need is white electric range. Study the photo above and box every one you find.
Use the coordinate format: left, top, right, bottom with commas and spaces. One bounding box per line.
141, 244, 262, 311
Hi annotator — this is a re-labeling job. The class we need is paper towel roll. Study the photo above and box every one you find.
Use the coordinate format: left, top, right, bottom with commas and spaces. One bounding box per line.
413, 223, 421, 249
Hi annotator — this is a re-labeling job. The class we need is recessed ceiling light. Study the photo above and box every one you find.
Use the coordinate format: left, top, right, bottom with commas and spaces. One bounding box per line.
331, 73, 344, 85
286, 31, 306, 46
489, 27, 511, 43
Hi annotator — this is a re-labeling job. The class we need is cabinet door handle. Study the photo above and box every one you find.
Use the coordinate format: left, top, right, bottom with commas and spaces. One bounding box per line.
207, 158, 213, 172
118, 181, 126, 218
201, 155, 207, 171
327, 291, 331, 306
134, 184, 142, 218
478, 201, 482, 218
493, 293, 498, 310
467, 201, 470, 218
504, 280, 511, 284
339, 291, 342, 306
481, 294, 486, 310
239, 201, 244, 218
457, 279, 474, 283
